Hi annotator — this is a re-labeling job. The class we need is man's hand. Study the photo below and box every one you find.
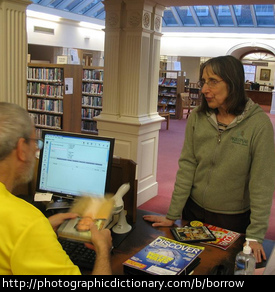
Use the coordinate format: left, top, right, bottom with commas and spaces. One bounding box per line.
48, 212, 78, 232
85, 222, 113, 275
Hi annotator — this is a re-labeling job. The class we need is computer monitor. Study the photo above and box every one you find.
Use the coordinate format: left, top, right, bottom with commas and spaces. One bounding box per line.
36, 130, 115, 201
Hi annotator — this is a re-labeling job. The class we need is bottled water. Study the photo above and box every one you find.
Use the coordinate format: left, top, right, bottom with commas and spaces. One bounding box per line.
234, 241, 256, 275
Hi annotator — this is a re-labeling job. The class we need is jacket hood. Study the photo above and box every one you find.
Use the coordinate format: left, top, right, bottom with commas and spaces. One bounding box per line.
235, 98, 263, 124
206, 98, 264, 128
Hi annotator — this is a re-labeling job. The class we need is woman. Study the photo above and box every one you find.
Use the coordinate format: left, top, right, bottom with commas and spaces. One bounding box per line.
144, 55, 275, 262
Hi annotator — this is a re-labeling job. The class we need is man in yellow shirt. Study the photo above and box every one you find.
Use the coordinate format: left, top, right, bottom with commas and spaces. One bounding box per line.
0, 102, 112, 275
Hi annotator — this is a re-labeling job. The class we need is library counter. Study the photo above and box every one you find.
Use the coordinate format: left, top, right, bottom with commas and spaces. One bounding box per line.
107, 209, 245, 275
246, 90, 272, 106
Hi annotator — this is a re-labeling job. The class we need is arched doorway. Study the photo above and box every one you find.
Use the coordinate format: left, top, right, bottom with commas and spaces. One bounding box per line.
227, 43, 275, 108
227, 42, 275, 58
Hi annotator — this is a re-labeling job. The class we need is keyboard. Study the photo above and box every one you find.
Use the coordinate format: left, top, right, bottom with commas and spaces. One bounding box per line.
59, 238, 96, 270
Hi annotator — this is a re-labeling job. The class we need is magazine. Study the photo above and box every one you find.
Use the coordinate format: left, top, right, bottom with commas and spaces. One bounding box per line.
202, 224, 241, 250
123, 236, 204, 275
171, 225, 216, 243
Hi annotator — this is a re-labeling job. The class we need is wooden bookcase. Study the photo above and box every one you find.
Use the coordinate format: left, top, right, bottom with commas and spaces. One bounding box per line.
81, 66, 104, 134
185, 82, 200, 102
158, 70, 185, 119
27, 63, 82, 137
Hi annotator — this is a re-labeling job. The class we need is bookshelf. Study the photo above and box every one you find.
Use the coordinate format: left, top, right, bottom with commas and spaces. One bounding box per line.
178, 82, 201, 119
81, 66, 104, 134
185, 82, 200, 102
158, 70, 185, 119
185, 82, 201, 108
27, 63, 82, 137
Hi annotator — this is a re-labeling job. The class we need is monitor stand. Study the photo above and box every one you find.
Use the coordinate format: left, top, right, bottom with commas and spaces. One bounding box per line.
45, 197, 73, 211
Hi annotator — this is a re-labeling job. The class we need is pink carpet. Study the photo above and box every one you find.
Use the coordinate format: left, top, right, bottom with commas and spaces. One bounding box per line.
139, 106, 275, 241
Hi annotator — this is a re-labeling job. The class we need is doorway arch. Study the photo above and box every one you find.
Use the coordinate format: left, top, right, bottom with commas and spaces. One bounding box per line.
227, 42, 275, 59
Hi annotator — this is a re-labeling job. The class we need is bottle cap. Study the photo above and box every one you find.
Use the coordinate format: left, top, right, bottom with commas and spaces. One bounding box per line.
243, 241, 252, 254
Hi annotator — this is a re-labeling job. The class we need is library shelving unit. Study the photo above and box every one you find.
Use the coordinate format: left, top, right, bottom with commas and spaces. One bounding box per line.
81, 66, 104, 134
178, 82, 201, 119
185, 82, 200, 102
185, 82, 201, 108
158, 70, 185, 119
27, 63, 82, 137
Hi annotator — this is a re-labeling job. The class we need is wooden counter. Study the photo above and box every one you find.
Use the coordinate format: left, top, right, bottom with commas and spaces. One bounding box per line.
246, 90, 272, 106
108, 209, 245, 275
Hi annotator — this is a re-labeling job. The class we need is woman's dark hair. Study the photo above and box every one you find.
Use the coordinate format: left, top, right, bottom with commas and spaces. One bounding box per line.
198, 55, 248, 115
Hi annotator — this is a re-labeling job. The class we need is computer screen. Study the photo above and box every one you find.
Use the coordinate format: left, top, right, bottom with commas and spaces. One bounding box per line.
36, 130, 115, 199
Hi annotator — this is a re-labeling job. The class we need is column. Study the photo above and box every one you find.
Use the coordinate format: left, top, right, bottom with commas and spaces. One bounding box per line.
270, 90, 275, 115
0, 0, 31, 107
96, 0, 165, 205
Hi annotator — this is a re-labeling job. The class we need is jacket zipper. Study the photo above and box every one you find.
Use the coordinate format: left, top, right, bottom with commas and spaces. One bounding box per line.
203, 129, 222, 207
217, 131, 222, 144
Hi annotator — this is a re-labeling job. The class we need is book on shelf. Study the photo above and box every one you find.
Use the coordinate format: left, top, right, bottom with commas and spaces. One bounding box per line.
159, 97, 168, 104
169, 88, 177, 95
158, 77, 165, 85
28, 98, 63, 113
168, 98, 176, 105
81, 120, 97, 132
83, 69, 104, 81
81, 108, 101, 119
171, 226, 216, 243
201, 224, 241, 250
169, 79, 177, 87
82, 96, 102, 107
27, 67, 63, 81
29, 113, 62, 129
123, 236, 204, 275
163, 78, 171, 86
82, 83, 103, 95
27, 82, 63, 97
57, 196, 114, 243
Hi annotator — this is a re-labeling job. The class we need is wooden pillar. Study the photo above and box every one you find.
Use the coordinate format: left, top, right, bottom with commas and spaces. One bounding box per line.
96, 0, 165, 205
0, 0, 31, 107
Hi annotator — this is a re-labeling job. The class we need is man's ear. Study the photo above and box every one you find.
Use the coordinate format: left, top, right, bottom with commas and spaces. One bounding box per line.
16, 138, 28, 162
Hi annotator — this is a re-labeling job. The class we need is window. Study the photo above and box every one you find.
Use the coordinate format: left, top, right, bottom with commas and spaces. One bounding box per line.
243, 65, 256, 82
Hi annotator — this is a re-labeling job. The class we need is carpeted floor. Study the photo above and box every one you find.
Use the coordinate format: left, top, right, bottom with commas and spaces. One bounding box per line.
139, 105, 275, 241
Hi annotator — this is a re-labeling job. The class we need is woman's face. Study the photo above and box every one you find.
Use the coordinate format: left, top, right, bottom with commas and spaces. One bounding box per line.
201, 66, 229, 112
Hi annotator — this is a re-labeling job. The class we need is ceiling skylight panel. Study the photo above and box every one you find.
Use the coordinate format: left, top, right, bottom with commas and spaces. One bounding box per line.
213, 5, 234, 26
175, 6, 196, 26
79, 0, 102, 15
65, 0, 84, 11
49, 0, 63, 7
233, 5, 254, 26
254, 5, 275, 26
194, 6, 214, 26
163, 7, 179, 26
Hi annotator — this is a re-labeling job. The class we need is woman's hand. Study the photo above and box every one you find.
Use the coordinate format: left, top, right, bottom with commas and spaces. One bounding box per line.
48, 212, 78, 232
143, 215, 175, 227
248, 241, 266, 263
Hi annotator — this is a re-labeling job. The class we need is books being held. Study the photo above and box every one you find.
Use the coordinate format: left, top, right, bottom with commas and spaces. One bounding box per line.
202, 224, 241, 250
123, 236, 204, 275
171, 226, 216, 243
57, 196, 114, 243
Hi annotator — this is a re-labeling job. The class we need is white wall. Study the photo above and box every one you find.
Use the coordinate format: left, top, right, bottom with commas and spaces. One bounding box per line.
27, 14, 105, 52
160, 32, 275, 57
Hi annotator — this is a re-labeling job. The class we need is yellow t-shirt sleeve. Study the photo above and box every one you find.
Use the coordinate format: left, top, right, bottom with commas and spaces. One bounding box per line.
10, 215, 81, 275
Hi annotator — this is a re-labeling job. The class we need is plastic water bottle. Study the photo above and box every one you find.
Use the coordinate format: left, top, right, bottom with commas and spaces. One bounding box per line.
234, 241, 256, 275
